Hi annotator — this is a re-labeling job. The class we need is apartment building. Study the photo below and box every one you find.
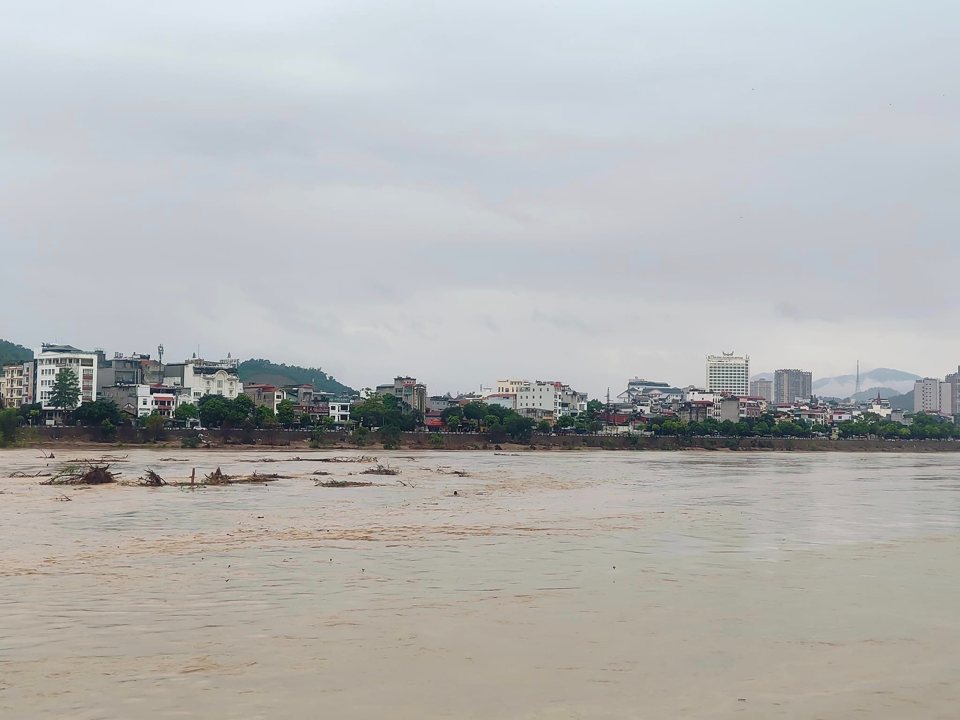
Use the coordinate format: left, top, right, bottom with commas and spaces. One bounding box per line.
515, 381, 587, 419
914, 378, 948, 414
242, 383, 284, 413
706, 353, 750, 396
774, 369, 813, 404
495, 379, 528, 395
34, 344, 98, 410
749, 378, 774, 404
327, 397, 353, 424
1, 362, 34, 408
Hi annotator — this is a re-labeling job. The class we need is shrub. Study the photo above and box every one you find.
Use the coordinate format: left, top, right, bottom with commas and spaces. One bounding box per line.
181, 435, 202, 449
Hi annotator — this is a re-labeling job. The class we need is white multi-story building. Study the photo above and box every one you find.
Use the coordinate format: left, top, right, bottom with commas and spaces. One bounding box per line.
136, 385, 178, 418
163, 356, 242, 404
515, 381, 587, 419
327, 397, 353, 425
34, 344, 99, 410
914, 378, 944, 414
483, 393, 517, 410
706, 353, 750, 396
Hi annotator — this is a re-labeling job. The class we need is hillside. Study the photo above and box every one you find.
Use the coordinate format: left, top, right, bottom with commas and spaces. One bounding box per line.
813, 368, 919, 398
851, 387, 902, 402
0, 339, 32, 367
238, 359, 355, 395
889, 391, 915, 411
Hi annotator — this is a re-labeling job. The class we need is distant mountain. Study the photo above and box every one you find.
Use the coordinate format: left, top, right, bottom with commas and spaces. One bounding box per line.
851, 387, 902, 402
238, 359, 354, 395
0, 339, 32, 367
813, 368, 920, 399
750, 371, 774, 381
889, 391, 915, 411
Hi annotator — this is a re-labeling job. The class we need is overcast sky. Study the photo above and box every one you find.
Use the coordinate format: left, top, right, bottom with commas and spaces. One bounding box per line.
3, 1, 959, 397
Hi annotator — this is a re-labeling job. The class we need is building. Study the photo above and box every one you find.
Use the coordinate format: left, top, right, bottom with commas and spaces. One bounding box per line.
681, 387, 716, 404
97, 352, 153, 389
711, 396, 741, 423
242, 384, 284, 413
327, 397, 353, 425
136, 385, 177, 419
496, 379, 529, 395
677, 401, 712, 423
774, 369, 813, 404
34, 344, 99, 411
617, 379, 683, 405
375, 377, 427, 415
162, 356, 242, 404
483, 393, 517, 410
515, 381, 587, 419
914, 378, 945, 414
749, 378, 774, 404
706, 353, 750, 396
1, 362, 34, 408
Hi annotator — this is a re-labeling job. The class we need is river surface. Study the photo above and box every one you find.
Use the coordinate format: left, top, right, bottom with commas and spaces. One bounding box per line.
1, 448, 959, 719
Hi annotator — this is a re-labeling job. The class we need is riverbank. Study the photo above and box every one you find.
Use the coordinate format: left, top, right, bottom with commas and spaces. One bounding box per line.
5, 426, 960, 452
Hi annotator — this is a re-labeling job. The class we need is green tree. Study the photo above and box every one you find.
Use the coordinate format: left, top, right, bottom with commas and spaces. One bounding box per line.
585, 399, 604, 420
0, 407, 20, 445
446, 415, 461, 431
276, 399, 296, 427
351, 425, 370, 446
100, 419, 117, 441
300, 412, 314, 428
73, 398, 120, 426
198, 396, 228, 427
255, 405, 278, 428
226, 394, 255, 426
504, 414, 535, 443
463, 402, 488, 422
50, 367, 81, 416
536, 419, 552, 433
144, 412, 167, 441
175, 403, 199, 423
555, 415, 576, 432
380, 423, 401, 449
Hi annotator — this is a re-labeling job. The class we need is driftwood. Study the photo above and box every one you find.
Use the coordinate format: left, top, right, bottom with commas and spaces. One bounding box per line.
435, 468, 469, 477
311, 470, 332, 476
138, 469, 167, 487
41, 464, 117, 486
196, 468, 288, 485
316, 455, 378, 464
315, 479, 374, 488
63, 454, 129, 464
11, 471, 52, 478
361, 464, 400, 476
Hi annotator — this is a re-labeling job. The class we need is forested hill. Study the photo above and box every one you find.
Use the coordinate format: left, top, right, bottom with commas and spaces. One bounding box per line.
238, 358, 355, 395
0, 339, 32, 366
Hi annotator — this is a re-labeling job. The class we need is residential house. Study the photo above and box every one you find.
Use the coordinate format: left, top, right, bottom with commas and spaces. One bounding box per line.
327, 397, 353, 425
243, 383, 284, 413
376, 377, 427, 414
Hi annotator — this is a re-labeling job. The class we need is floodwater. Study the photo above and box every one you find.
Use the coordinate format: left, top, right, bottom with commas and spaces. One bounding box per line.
1, 449, 959, 719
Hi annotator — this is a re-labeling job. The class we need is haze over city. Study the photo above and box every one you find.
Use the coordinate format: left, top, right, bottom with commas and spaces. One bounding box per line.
3, 1, 959, 397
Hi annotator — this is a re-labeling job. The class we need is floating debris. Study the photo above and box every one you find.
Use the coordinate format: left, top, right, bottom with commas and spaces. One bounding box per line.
41, 464, 117, 486
316, 480, 374, 488
138, 469, 167, 487
316, 455, 378, 464
361, 464, 400, 476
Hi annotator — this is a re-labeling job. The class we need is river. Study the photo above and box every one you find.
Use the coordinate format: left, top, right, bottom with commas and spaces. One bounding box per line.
1, 448, 958, 718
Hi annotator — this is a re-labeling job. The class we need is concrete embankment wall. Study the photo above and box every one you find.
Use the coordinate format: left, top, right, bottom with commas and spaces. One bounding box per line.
17, 426, 960, 452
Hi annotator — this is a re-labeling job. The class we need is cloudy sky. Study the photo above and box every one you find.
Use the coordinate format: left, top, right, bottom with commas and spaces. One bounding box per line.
3, 1, 959, 397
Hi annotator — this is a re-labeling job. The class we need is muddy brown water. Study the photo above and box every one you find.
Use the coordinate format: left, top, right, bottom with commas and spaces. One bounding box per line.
1, 449, 959, 719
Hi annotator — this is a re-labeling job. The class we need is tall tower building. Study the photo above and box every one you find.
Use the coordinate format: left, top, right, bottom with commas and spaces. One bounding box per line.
706, 353, 750, 396
774, 369, 813, 404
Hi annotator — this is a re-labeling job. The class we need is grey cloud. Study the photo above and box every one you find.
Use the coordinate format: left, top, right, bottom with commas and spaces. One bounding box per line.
2, 1, 960, 397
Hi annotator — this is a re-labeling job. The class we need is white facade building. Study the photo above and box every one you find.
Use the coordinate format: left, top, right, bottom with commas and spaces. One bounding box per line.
163, 357, 242, 404
914, 378, 944, 414
483, 393, 517, 410
136, 385, 178, 418
706, 353, 750, 396
327, 397, 353, 425
34, 344, 99, 410
515, 381, 587, 418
